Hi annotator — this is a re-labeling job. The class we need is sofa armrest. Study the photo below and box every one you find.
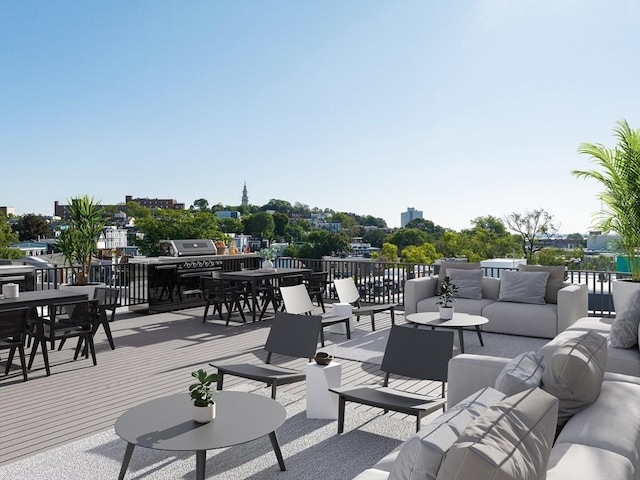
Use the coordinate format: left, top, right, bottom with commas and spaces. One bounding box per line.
447, 354, 509, 408
403, 276, 437, 314
557, 283, 588, 333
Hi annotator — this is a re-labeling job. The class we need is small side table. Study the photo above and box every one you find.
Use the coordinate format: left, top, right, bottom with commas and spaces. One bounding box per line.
306, 361, 342, 419
328, 303, 353, 334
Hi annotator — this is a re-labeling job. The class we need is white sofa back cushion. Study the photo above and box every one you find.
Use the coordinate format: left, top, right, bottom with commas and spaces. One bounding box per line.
498, 270, 549, 305
610, 289, 640, 349
494, 351, 544, 396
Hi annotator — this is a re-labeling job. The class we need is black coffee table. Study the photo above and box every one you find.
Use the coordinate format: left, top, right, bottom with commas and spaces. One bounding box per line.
114, 391, 287, 480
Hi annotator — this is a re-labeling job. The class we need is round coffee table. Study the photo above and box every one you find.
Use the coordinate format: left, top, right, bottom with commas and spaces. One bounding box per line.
114, 391, 287, 480
405, 312, 489, 354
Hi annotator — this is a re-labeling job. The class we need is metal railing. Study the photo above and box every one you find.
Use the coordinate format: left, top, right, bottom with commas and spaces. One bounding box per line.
33, 259, 620, 317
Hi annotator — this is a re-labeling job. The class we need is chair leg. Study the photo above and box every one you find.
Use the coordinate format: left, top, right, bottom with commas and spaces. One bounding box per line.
271, 381, 277, 399
18, 345, 27, 381
86, 334, 97, 366
416, 414, 421, 432
337, 396, 346, 434
370, 313, 376, 331
320, 328, 325, 347
346, 319, 351, 340
57, 338, 67, 351
318, 296, 325, 313
5, 347, 15, 374
202, 302, 210, 323
216, 373, 224, 391
102, 320, 115, 350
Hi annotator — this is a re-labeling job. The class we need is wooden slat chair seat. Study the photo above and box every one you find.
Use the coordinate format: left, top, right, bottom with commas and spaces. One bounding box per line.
333, 277, 397, 331
329, 326, 454, 433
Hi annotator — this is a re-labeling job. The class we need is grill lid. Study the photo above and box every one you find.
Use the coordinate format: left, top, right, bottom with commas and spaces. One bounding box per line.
160, 239, 217, 257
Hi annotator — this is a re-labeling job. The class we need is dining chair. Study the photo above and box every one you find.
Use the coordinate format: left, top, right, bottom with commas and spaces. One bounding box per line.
305, 271, 328, 313
210, 311, 322, 399
330, 326, 454, 433
0, 307, 31, 381
333, 277, 397, 331
258, 274, 303, 321
279, 283, 351, 347
201, 276, 246, 325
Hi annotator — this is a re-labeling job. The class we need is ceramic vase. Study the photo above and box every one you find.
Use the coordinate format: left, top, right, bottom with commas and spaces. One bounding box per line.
439, 306, 454, 320
193, 403, 215, 423
262, 259, 274, 270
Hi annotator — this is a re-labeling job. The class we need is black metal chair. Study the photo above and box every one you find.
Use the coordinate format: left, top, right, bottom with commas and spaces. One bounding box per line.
210, 311, 322, 399
201, 276, 246, 325
333, 277, 398, 331
0, 307, 30, 382
330, 326, 454, 433
258, 274, 304, 321
28, 299, 99, 376
306, 271, 328, 313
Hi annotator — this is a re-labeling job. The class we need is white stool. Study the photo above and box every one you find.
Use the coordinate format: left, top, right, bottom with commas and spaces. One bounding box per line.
305, 361, 342, 419
328, 303, 353, 334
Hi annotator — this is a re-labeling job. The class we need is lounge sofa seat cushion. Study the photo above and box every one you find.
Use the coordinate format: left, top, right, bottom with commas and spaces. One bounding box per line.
540, 330, 607, 429
518, 265, 566, 304
444, 268, 483, 300
416, 296, 495, 316
481, 301, 558, 338
494, 351, 544, 396
546, 443, 635, 480
610, 290, 640, 349
436, 388, 559, 480
388, 387, 506, 480
498, 270, 549, 305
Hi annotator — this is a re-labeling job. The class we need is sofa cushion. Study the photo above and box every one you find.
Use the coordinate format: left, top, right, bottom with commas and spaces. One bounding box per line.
498, 270, 549, 305
546, 443, 635, 480
417, 296, 495, 317
518, 265, 565, 304
540, 330, 607, 429
445, 268, 482, 300
494, 351, 544, 396
388, 387, 506, 480
436, 262, 481, 295
481, 301, 558, 338
609, 289, 640, 349
436, 388, 559, 480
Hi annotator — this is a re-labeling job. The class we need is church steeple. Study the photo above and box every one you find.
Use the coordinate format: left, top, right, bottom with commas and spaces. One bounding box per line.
241, 182, 248, 207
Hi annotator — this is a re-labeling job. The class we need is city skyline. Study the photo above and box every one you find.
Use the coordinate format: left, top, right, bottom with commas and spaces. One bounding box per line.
1, 1, 639, 233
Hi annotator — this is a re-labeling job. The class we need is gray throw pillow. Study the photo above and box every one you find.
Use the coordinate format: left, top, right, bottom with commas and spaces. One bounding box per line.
445, 268, 483, 300
518, 264, 565, 304
610, 290, 640, 349
498, 270, 549, 305
540, 330, 607, 429
436, 262, 481, 295
389, 387, 506, 480
494, 351, 544, 396
436, 388, 559, 480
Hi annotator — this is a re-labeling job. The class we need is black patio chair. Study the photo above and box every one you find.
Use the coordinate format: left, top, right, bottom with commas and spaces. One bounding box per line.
0, 307, 30, 382
333, 277, 398, 331
201, 276, 246, 325
258, 274, 304, 321
330, 326, 454, 433
305, 271, 328, 313
210, 311, 322, 399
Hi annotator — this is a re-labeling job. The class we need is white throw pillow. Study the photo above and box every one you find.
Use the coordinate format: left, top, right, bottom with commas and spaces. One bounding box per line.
610, 290, 640, 349
518, 264, 566, 304
445, 268, 483, 300
389, 387, 506, 480
494, 351, 544, 396
498, 270, 549, 305
436, 388, 559, 480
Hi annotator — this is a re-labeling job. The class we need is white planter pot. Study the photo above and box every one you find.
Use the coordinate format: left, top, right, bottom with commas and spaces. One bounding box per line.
262, 259, 274, 270
611, 280, 640, 314
439, 306, 454, 320
193, 403, 215, 423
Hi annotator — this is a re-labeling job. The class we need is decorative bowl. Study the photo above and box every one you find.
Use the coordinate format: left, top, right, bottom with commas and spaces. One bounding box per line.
314, 352, 333, 366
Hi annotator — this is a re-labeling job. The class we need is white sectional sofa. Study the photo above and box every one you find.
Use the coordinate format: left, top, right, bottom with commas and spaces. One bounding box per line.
404, 270, 588, 339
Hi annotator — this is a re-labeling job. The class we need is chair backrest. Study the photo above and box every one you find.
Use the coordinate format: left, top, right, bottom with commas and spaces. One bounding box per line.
264, 311, 322, 359
0, 307, 29, 341
279, 284, 314, 315
53, 299, 98, 327
93, 287, 120, 308
381, 326, 454, 382
333, 277, 361, 304
307, 271, 328, 292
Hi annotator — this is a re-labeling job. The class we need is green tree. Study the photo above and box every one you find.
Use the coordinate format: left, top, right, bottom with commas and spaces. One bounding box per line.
272, 212, 289, 239
372, 242, 398, 262
471, 215, 508, 236
331, 212, 359, 236
401, 243, 439, 264
219, 217, 244, 234
262, 199, 293, 213
243, 212, 275, 240
124, 201, 151, 219
362, 215, 387, 228
191, 198, 209, 211
505, 209, 558, 262
0, 214, 21, 259
14, 214, 50, 241
297, 231, 350, 259
404, 218, 445, 239
361, 228, 388, 248
134, 209, 224, 256
388, 228, 429, 252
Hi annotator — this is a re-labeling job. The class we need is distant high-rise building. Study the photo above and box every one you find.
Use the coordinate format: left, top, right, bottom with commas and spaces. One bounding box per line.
241, 182, 249, 207
401, 207, 423, 228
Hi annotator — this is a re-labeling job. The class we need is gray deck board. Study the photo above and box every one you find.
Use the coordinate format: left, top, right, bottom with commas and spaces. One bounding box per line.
0, 304, 443, 467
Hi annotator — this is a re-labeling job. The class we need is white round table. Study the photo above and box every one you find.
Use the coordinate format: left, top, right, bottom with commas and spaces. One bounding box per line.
405, 312, 489, 354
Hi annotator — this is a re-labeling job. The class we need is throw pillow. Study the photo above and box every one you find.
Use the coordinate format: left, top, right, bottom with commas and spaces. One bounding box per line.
610, 290, 640, 349
445, 268, 483, 300
389, 387, 506, 480
518, 264, 566, 304
494, 351, 544, 396
497, 270, 549, 305
436, 262, 481, 295
436, 388, 559, 480
540, 330, 607, 429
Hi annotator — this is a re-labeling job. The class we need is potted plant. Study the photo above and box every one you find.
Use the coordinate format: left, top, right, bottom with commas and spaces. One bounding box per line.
56, 195, 106, 289
214, 240, 227, 255
259, 244, 279, 270
189, 368, 219, 423
436, 276, 458, 320
573, 119, 640, 312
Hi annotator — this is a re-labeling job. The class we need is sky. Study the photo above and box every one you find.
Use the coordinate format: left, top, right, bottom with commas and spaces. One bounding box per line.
1, 0, 639, 234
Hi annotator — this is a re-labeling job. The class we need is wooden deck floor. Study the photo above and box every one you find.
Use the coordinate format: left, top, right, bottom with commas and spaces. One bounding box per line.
0, 303, 444, 467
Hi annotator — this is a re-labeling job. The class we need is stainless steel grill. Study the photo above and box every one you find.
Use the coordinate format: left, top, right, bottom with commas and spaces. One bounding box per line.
159, 239, 217, 257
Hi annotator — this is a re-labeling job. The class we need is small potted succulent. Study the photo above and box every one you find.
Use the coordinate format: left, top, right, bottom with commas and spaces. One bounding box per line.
189, 369, 219, 423
436, 276, 458, 320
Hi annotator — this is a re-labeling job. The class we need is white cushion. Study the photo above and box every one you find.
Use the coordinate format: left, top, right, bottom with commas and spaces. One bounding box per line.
546, 443, 634, 480
445, 268, 483, 300
436, 262, 481, 296
436, 388, 559, 480
610, 290, 640, 349
389, 387, 506, 480
498, 270, 549, 305
518, 265, 566, 304
494, 351, 544, 396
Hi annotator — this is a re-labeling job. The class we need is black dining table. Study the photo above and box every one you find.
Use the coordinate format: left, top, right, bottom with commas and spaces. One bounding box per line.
216, 267, 312, 321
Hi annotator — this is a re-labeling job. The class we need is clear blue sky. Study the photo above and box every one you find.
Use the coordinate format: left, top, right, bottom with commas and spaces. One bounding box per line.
1, 0, 639, 233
